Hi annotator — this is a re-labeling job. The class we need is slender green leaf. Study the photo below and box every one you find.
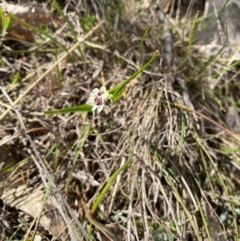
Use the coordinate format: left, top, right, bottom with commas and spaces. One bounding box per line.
44, 104, 92, 115
91, 151, 133, 213
109, 50, 159, 100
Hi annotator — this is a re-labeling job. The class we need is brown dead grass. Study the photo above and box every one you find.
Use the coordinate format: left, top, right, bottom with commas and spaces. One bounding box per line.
1, 0, 240, 240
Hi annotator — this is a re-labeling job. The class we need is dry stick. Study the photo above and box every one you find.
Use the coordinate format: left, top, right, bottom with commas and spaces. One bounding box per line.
127, 163, 138, 241
212, 2, 226, 45
141, 168, 150, 240
0, 21, 104, 121
163, 13, 173, 67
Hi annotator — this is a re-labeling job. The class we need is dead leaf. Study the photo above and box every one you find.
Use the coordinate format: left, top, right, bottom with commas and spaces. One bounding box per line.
1, 184, 68, 238
0, 3, 53, 41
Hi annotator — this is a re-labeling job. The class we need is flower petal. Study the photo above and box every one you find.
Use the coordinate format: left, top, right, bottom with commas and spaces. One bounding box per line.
86, 100, 94, 106
97, 104, 104, 113
92, 105, 99, 111
100, 86, 107, 92
92, 88, 100, 95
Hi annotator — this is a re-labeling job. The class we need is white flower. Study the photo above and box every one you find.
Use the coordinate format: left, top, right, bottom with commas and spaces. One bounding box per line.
86, 86, 112, 113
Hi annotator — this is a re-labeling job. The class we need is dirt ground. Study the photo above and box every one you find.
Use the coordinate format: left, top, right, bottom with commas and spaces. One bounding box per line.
1, 0, 240, 240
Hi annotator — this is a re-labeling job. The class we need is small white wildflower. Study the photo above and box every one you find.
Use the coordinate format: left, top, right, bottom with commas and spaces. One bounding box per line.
86, 86, 112, 113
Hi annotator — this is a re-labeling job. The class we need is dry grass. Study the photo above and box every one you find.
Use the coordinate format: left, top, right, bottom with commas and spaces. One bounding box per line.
1, 0, 240, 240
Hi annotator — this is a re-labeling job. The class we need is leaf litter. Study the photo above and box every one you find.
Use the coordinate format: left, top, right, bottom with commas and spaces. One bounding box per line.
1, 0, 240, 240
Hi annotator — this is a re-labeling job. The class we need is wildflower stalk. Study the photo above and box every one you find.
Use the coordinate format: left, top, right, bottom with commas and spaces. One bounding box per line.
44, 50, 159, 115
